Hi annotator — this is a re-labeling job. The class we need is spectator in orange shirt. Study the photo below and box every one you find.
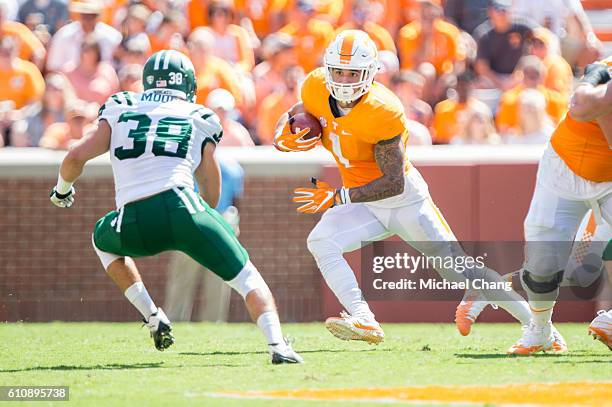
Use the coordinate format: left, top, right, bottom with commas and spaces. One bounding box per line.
496, 55, 567, 135
250, 32, 296, 127
148, 11, 188, 55
188, 0, 212, 30
206, 89, 254, 147
339, 0, 417, 37
202, 0, 255, 74
257, 65, 304, 145
235, 0, 287, 39
39, 100, 94, 150
279, 0, 334, 73
15, 73, 74, 147
528, 27, 573, 101
398, 0, 463, 103
451, 103, 500, 145
335, 0, 396, 54
188, 27, 244, 108
64, 35, 120, 107
0, 3, 45, 68
432, 70, 491, 144
503, 88, 554, 145
0, 36, 44, 111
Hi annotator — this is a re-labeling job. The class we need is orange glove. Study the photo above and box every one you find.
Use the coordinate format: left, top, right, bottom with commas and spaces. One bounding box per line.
273, 117, 319, 152
293, 178, 350, 214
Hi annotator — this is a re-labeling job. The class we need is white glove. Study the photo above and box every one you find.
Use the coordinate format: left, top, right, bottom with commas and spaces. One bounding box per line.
50, 186, 76, 208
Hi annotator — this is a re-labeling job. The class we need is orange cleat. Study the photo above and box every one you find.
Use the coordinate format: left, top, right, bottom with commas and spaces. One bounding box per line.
551, 326, 568, 353
588, 310, 612, 351
325, 311, 385, 345
455, 289, 488, 336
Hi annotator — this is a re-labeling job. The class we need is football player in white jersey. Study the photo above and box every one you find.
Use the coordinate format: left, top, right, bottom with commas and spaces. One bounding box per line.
49, 50, 303, 364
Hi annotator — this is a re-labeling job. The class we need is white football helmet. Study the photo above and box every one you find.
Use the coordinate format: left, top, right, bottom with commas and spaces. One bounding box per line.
323, 29, 379, 104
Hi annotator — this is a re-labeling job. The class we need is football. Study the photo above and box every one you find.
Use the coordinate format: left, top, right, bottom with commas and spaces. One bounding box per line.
291, 112, 323, 140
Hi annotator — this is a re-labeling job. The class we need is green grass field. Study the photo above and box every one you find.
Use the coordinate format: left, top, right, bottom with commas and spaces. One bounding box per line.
0, 322, 610, 406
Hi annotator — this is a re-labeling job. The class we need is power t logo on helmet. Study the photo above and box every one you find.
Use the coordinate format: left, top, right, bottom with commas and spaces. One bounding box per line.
142, 50, 197, 103
324, 30, 379, 104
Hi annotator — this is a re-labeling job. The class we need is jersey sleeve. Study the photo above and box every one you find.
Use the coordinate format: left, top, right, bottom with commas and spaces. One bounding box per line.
98, 91, 138, 123
191, 106, 224, 146
359, 89, 408, 145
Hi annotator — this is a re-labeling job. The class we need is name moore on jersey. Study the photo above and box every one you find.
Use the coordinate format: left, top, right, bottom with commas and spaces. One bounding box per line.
98, 90, 223, 208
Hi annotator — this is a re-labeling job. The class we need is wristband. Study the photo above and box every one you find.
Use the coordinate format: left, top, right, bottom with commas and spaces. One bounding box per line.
55, 174, 73, 195
336, 187, 351, 205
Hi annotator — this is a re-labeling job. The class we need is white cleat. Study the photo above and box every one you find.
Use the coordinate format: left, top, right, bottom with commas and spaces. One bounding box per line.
271, 338, 304, 364
325, 311, 384, 344
588, 310, 612, 351
551, 325, 568, 353
455, 288, 489, 336
507, 322, 555, 355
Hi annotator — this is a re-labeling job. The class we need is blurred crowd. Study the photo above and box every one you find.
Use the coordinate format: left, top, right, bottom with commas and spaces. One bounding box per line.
0, 0, 607, 149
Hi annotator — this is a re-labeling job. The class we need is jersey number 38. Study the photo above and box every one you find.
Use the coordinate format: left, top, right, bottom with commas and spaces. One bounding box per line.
114, 112, 192, 160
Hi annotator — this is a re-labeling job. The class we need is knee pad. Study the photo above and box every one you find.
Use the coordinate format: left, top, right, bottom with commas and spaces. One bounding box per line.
92, 234, 123, 270
522, 270, 564, 294
226, 261, 269, 299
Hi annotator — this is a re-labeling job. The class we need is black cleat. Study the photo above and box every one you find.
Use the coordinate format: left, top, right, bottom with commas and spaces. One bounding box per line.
146, 308, 175, 351
151, 320, 175, 351
271, 340, 304, 364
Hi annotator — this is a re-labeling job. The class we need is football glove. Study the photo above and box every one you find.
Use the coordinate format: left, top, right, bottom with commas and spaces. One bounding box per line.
293, 178, 350, 214
273, 117, 318, 152
50, 186, 75, 208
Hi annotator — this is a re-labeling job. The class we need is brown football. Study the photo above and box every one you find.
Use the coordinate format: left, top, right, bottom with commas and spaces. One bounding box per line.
290, 112, 322, 140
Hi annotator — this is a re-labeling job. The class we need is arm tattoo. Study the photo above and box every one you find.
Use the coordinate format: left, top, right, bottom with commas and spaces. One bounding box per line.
348, 135, 405, 203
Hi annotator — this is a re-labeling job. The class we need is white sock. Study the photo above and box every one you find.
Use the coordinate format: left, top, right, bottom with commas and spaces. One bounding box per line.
256, 311, 285, 353
492, 297, 532, 326
530, 302, 555, 327
315, 252, 375, 320
124, 282, 158, 320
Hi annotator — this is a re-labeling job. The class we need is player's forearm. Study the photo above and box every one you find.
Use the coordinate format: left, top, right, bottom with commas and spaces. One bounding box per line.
348, 136, 405, 203
570, 82, 612, 122
59, 149, 87, 184
348, 174, 404, 203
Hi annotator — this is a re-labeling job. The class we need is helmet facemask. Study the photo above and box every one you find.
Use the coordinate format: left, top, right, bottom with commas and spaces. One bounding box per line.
324, 63, 378, 104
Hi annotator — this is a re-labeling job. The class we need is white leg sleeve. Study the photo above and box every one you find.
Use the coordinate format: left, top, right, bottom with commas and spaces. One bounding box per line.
307, 204, 391, 320
92, 234, 123, 270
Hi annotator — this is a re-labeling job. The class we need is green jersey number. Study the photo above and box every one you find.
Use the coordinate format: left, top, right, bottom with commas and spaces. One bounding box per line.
114, 112, 192, 160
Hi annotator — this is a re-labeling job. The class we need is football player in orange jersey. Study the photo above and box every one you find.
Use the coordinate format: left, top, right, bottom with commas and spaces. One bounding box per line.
273, 30, 535, 346
506, 58, 612, 355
